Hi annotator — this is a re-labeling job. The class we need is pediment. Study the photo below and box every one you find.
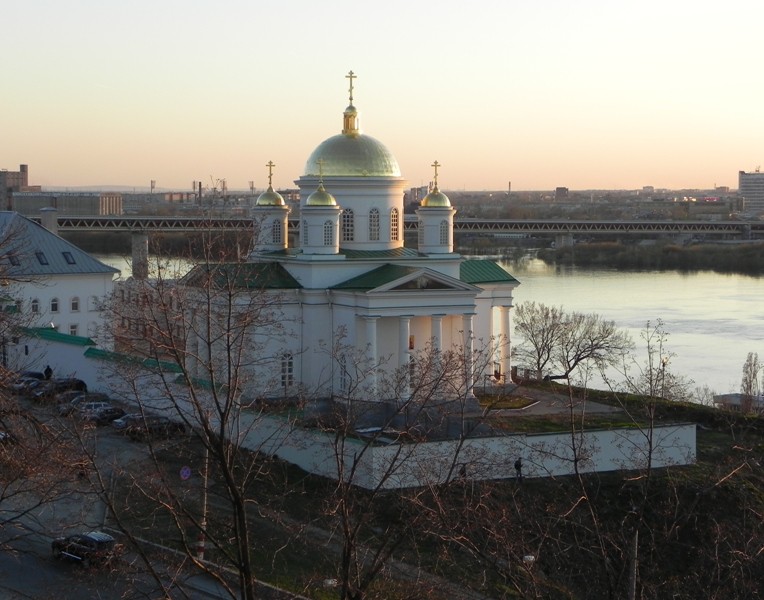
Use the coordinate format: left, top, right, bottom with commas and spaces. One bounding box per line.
373, 269, 477, 293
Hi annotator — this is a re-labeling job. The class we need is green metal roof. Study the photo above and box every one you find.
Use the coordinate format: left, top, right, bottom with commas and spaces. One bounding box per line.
460, 260, 519, 285
332, 264, 417, 290
24, 327, 96, 346
339, 247, 422, 260
181, 262, 302, 290
84, 347, 183, 373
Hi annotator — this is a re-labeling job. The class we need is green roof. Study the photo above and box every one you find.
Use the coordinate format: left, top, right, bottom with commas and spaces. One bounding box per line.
23, 327, 96, 346
181, 262, 302, 290
460, 260, 519, 285
84, 347, 183, 373
332, 264, 418, 290
339, 247, 422, 260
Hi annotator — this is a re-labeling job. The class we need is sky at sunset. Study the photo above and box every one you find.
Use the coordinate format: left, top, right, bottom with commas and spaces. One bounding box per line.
2, 0, 763, 192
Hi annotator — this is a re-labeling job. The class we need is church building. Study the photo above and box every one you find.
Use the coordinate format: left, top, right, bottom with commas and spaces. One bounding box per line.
178, 73, 519, 407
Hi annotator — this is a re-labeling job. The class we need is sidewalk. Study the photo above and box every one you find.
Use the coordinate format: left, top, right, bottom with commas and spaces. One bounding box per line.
495, 384, 624, 416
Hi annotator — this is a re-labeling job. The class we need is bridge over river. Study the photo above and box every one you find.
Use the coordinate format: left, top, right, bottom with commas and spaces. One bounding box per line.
41, 214, 762, 278
43, 215, 764, 238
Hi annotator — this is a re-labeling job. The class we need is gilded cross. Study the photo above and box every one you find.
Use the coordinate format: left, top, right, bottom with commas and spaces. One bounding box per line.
431, 160, 441, 187
265, 160, 275, 187
316, 158, 325, 182
346, 70, 356, 104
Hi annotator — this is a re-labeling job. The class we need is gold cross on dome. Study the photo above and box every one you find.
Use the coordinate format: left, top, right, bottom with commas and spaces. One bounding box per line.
265, 160, 275, 187
431, 160, 441, 187
346, 70, 356, 104
316, 158, 325, 183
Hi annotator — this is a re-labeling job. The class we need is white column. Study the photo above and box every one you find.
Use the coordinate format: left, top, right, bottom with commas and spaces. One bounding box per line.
462, 313, 475, 398
364, 316, 379, 395
399, 316, 412, 401
431, 314, 444, 352
500, 306, 511, 379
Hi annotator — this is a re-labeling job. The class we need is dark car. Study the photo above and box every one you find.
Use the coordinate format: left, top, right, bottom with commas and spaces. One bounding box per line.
54, 389, 87, 405
10, 376, 47, 395
33, 378, 87, 402
51, 531, 121, 567
126, 416, 186, 441
83, 406, 126, 426
111, 412, 144, 431
59, 393, 110, 416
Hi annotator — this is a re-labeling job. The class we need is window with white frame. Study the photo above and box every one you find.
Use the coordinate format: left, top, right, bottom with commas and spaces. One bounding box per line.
31, 299, 39, 314
50, 298, 59, 313
281, 352, 294, 390
71, 297, 80, 312
302, 219, 309, 245
69, 324, 78, 336
272, 219, 282, 244
341, 208, 354, 242
440, 220, 449, 246
418, 219, 424, 246
323, 220, 334, 246
390, 208, 400, 241
369, 208, 380, 241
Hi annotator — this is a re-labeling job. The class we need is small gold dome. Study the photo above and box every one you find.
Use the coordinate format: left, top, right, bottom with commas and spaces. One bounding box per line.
421, 188, 451, 208
306, 183, 337, 206
256, 185, 285, 206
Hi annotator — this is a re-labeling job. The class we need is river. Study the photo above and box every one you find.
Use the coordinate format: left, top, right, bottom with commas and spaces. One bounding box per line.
96, 254, 763, 396
502, 257, 764, 396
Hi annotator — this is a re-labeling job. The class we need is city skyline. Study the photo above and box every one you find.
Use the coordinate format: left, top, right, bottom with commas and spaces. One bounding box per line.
3, 1, 763, 192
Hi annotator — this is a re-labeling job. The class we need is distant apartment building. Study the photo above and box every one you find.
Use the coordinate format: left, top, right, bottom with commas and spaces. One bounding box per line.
0, 164, 41, 210
12, 191, 123, 217
738, 170, 764, 215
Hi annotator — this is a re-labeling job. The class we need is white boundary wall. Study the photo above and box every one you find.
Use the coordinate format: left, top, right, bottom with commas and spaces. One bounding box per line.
240, 414, 697, 490
15, 336, 697, 491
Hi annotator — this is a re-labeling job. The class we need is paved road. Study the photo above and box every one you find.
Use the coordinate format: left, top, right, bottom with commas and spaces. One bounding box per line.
1, 397, 236, 600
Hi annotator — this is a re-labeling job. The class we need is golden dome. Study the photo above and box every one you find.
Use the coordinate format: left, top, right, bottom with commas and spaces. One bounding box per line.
256, 185, 285, 206
304, 72, 400, 178
306, 183, 337, 206
304, 133, 400, 178
421, 187, 451, 208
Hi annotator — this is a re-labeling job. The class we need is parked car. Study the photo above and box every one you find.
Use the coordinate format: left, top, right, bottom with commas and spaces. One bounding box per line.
33, 378, 87, 402
51, 531, 121, 567
10, 371, 45, 389
54, 389, 87, 406
19, 370, 46, 380
126, 416, 186, 441
10, 377, 47, 395
70, 401, 112, 421
58, 393, 110, 416
111, 412, 145, 431
81, 406, 126, 426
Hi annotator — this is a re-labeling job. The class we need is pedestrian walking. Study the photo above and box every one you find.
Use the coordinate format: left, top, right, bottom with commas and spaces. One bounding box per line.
514, 457, 523, 482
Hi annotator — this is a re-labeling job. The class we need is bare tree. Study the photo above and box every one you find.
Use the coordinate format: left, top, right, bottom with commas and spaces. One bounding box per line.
87, 229, 302, 599
513, 301, 633, 383
740, 351, 760, 414
303, 333, 504, 600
